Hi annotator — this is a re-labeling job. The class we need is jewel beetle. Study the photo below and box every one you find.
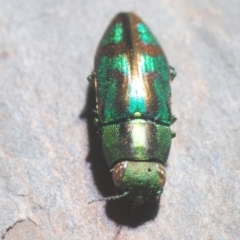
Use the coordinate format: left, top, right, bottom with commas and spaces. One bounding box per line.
88, 12, 176, 205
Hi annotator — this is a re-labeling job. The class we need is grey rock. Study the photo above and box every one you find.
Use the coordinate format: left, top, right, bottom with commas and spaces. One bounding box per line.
0, 0, 239, 239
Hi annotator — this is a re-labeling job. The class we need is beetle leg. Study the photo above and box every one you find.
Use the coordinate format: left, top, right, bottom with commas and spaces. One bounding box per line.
169, 66, 177, 81
92, 109, 97, 115
171, 131, 176, 138
87, 74, 94, 87
94, 117, 102, 137
93, 117, 99, 126
171, 115, 177, 124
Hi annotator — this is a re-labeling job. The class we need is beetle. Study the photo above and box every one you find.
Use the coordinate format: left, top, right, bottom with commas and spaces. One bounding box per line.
88, 12, 176, 205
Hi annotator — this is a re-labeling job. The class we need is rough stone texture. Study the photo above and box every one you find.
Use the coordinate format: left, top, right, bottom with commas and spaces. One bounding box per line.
0, 0, 239, 239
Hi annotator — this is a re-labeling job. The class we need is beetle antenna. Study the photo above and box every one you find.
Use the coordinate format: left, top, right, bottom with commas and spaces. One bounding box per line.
88, 191, 129, 204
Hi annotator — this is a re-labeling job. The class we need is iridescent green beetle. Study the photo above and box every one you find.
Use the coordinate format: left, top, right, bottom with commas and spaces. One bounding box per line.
88, 12, 176, 205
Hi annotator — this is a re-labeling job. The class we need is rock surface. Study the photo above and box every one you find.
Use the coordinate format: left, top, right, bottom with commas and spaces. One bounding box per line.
0, 0, 239, 239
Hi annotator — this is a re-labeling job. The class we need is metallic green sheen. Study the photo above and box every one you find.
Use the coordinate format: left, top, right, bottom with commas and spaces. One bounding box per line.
95, 52, 171, 125
95, 16, 172, 125
98, 55, 129, 76
128, 77, 147, 115
97, 54, 130, 123
118, 162, 161, 197
133, 54, 171, 124
101, 23, 123, 45
102, 119, 172, 167
137, 23, 159, 45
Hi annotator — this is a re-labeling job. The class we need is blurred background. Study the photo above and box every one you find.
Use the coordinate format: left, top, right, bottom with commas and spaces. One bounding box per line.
0, 0, 239, 239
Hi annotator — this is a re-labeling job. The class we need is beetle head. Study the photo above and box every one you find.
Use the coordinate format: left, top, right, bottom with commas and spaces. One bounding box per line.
112, 161, 166, 205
